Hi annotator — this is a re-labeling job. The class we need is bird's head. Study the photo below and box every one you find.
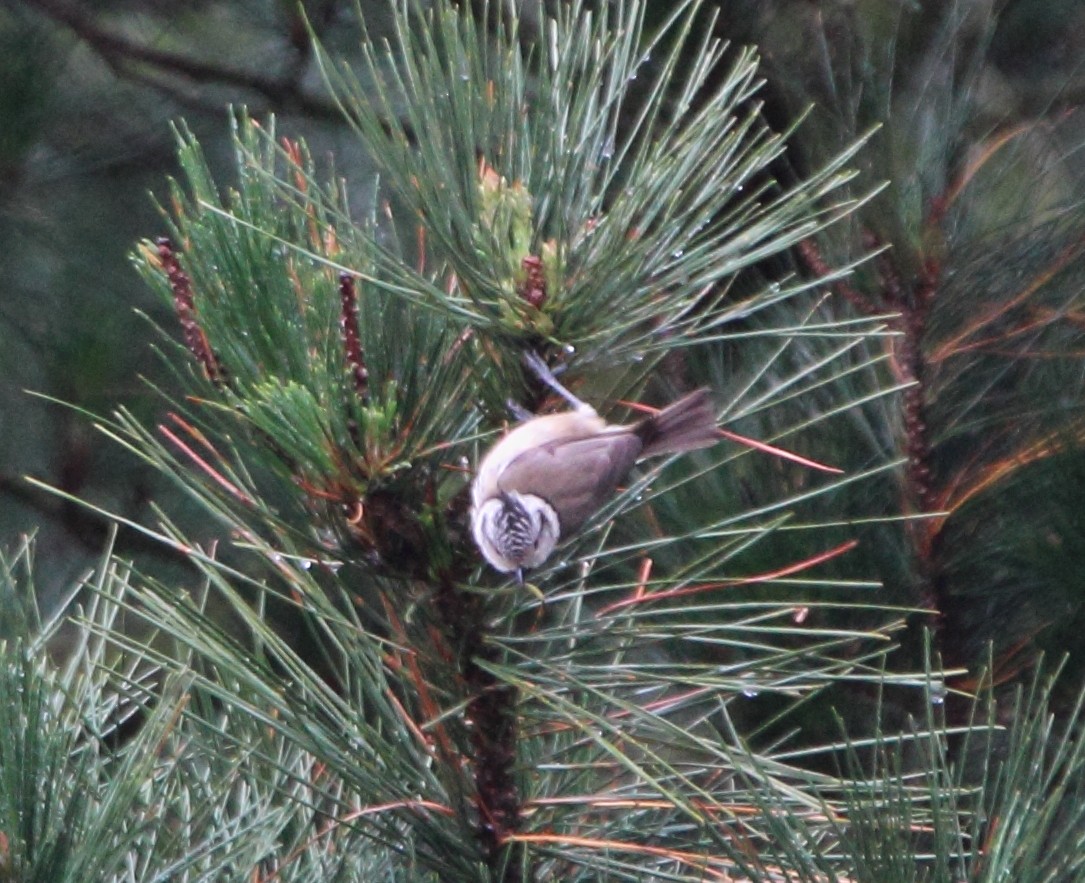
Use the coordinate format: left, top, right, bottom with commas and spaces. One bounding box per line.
471, 490, 560, 577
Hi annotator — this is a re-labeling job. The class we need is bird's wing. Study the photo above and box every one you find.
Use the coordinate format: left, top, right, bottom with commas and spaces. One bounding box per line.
496, 431, 643, 533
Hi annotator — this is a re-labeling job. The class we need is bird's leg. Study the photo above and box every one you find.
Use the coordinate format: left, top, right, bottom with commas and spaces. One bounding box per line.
523, 350, 590, 412
505, 398, 534, 422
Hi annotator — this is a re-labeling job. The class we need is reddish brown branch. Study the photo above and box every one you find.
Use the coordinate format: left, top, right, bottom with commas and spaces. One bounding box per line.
431, 576, 523, 879
338, 273, 370, 401
156, 237, 222, 383
900, 260, 939, 518
23, 0, 343, 120
796, 238, 880, 316
800, 234, 942, 615
517, 255, 547, 309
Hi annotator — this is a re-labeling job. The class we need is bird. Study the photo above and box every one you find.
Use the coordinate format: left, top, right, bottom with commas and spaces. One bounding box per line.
471, 353, 719, 580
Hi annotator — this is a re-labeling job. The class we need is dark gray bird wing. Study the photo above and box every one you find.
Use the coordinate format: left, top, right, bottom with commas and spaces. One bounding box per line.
496, 431, 643, 533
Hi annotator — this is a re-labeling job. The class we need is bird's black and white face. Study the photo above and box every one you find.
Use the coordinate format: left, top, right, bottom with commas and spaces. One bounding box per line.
472, 491, 560, 575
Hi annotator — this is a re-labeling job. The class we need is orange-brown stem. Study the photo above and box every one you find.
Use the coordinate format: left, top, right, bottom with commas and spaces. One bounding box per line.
157, 237, 222, 384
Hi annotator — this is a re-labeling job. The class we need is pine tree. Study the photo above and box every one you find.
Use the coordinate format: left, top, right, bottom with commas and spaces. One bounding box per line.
5, 1, 1085, 880
729, 0, 1085, 678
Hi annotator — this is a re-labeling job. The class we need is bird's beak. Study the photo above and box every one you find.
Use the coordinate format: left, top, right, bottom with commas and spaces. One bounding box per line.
515, 567, 524, 586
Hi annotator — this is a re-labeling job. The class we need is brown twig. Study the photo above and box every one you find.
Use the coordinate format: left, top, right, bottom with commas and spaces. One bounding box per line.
796, 238, 880, 317
799, 233, 942, 617
430, 574, 524, 880
888, 252, 939, 519
338, 273, 370, 401
23, 0, 343, 120
517, 255, 547, 309
156, 237, 222, 384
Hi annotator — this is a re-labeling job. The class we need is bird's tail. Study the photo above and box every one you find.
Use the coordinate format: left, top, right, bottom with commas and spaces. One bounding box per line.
636, 388, 719, 458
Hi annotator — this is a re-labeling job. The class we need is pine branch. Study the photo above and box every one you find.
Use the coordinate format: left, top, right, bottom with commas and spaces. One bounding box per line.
756, 0, 1085, 669
24, 0, 1085, 879
112, 1, 907, 874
